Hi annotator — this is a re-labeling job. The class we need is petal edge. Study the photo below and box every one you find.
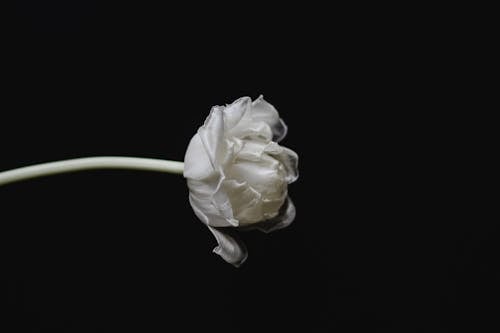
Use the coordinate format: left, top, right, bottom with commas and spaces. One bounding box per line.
208, 226, 248, 267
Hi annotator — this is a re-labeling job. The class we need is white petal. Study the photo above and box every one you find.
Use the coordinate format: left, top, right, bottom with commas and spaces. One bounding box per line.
230, 120, 273, 142
266, 145, 299, 184
183, 134, 216, 180
251, 95, 288, 142
189, 193, 237, 227
188, 194, 247, 266
218, 179, 264, 225
255, 197, 296, 233
198, 106, 225, 168
208, 226, 248, 267
222, 96, 252, 130
234, 140, 268, 162
219, 138, 244, 168
210, 175, 239, 226
261, 195, 287, 220
226, 97, 272, 141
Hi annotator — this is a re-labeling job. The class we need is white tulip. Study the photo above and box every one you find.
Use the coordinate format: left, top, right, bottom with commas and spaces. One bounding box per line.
0, 95, 297, 268
184, 96, 298, 266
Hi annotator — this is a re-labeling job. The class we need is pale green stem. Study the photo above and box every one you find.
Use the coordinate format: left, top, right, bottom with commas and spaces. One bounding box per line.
0, 156, 184, 186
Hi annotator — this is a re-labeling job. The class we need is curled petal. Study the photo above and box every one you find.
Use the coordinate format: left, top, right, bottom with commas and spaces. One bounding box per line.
222, 97, 252, 130
251, 95, 288, 142
254, 197, 296, 233
208, 226, 248, 267
265, 144, 299, 184
189, 192, 247, 266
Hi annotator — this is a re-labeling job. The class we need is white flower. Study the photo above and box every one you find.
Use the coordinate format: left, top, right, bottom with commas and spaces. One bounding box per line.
184, 96, 298, 266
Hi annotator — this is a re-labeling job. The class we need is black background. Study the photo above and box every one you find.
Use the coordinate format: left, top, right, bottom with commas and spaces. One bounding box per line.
2, 2, 497, 332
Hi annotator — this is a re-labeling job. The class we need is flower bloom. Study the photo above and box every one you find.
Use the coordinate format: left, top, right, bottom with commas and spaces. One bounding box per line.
184, 96, 298, 266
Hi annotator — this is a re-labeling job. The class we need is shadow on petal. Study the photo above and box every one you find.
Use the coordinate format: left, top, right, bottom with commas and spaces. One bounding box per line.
244, 197, 296, 234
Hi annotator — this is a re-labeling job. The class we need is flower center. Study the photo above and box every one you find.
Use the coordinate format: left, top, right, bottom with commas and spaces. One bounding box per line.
225, 140, 287, 224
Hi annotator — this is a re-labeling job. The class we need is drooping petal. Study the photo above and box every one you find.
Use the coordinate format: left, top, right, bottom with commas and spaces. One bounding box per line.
183, 133, 216, 180
254, 197, 296, 233
189, 193, 247, 266
251, 95, 288, 142
208, 226, 248, 267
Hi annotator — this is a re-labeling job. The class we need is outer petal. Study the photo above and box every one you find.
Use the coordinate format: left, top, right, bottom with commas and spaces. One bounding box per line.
210, 173, 239, 226
254, 197, 296, 233
222, 96, 252, 130
189, 192, 247, 266
208, 226, 248, 267
226, 97, 273, 142
198, 106, 225, 168
189, 192, 237, 227
251, 95, 288, 142
183, 133, 216, 180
